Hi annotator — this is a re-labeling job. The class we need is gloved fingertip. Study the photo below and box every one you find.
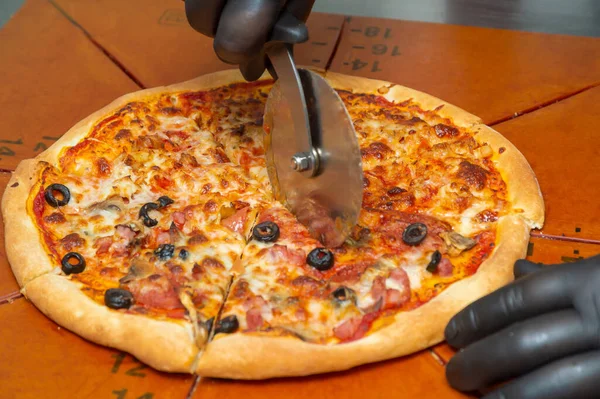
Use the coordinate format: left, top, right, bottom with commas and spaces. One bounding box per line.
444, 318, 459, 343
445, 355, 480, 392
514, 258, 544, 279
213, 38, 256, 65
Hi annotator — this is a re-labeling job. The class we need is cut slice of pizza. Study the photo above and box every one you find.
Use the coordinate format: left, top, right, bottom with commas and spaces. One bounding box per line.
183, 80, 273, 191
3, 71, 275, 372
197, 206, 507, 378
195, 72, 543, 379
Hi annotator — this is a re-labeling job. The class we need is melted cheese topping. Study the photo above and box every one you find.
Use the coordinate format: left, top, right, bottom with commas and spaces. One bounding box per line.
32, 81, 506, 347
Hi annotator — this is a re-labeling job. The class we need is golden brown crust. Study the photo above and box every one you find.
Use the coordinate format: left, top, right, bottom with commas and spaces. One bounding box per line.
472, 124, 545, 228
196, 216, 529, 379
2, 160, 54, 286
23, 273, 198, 372
324, 71, 482, 127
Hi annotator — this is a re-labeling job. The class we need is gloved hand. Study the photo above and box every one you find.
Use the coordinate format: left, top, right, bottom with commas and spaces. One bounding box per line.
185, 0, 315, 80
445, 254, 600, 399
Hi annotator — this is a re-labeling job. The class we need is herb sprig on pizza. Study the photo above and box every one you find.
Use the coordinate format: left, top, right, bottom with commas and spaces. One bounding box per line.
2, 70, 543, 378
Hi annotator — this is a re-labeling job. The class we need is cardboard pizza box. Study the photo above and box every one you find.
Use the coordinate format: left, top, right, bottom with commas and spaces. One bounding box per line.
329, 17, 600, 125
51, 0, 344, 87
433, 237, 600, 364
174, 351, 471, 399
1, 3, 598, 398
495, 85, 600, 241
0, 291, 471, 399
0, 0, 140, 171
0, 298, 196, 398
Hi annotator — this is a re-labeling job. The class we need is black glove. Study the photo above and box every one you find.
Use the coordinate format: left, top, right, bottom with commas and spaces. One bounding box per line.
444, 254, 600, 398
185, 0, 314, 80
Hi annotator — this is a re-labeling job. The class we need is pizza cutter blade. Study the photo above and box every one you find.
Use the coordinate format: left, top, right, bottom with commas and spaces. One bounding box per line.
264, 44, 363, 248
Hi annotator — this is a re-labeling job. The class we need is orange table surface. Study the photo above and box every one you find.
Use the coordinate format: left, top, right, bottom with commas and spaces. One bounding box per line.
1, 1, 599, 398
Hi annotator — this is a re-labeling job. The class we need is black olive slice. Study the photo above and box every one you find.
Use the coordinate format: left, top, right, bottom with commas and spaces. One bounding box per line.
139, 202, 159, 227
204, 317, 214, 334
402, 223, 428, 246
426, 250, 442, 273
157, 196, 174, 208
214, 315, 239, 334
252, 221, 280, 243
178, 248, 189, 260
104, 288, 134, 309
155, 244, 175, 260
332, 286, 355, 302
307, 248, 334, 271
44, 184, 71, 208
61, 252, 86, 275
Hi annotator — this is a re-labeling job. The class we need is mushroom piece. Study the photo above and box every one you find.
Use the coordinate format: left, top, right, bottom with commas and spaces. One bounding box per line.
119, 258, 156, 284
89, 195, 125, 213
440, 231, 477, 256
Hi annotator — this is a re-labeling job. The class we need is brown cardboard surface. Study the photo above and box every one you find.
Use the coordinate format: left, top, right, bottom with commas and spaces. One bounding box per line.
494, 86, 600, 241
52, 0, 344, 87
329, 17, 600, 125
0, 297, 195, 399
1, 3, 598, 397
0, 0, 139, 171
0, 172, 20, 298
193, 351, 472, 399
433, 237, 600, 364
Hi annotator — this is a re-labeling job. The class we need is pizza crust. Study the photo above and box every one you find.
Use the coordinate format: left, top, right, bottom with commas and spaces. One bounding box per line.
196, 215, 529, 379
23, 273, 198, 372
472, 124, 544, 228
324, 71, 482, 128
2, 159, 54, 286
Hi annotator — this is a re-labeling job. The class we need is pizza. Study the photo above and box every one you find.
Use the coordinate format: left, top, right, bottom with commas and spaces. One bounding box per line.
2, 69, 544, 379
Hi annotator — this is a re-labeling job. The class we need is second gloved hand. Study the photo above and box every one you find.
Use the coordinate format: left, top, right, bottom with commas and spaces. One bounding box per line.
445, 254, 600, 399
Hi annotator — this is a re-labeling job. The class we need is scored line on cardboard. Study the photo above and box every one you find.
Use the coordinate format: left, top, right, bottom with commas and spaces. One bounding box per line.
46, 0, 146, 89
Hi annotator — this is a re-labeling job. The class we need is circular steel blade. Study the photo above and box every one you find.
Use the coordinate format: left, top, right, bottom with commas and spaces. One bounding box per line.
264, 69, 363, 247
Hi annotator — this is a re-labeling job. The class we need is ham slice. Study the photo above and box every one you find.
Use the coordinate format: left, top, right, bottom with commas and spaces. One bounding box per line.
94, 236, 113, 255
156, 231, 171, 245
243, 295, 270, 331
246, 308, 263, 331
370, 269, 411, 309
371, 276, 386, 301
172, 211, 186, 229
265, 244, 305, 266
221, 206, 250, 235
333, 317, 362, 341
333, 312, 379, 342
127, 275, 183, 310
438, 257, 454, 277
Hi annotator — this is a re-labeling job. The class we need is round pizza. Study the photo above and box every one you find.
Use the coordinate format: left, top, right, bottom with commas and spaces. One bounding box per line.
2, 70, 544, 379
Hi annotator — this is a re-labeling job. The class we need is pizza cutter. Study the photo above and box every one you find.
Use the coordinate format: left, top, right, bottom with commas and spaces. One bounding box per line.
260, 12, 364, 248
